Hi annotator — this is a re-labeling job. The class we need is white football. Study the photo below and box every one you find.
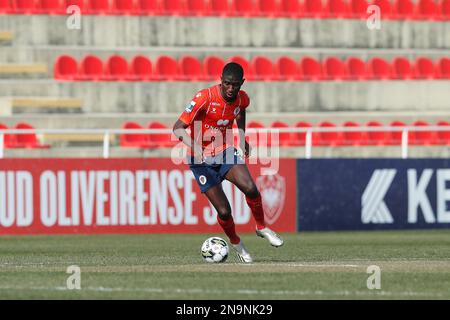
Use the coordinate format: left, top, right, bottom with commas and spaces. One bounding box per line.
201, 237, 229, 263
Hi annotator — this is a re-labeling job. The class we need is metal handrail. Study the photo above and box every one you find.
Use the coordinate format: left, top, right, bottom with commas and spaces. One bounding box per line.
0, 126, 448, 160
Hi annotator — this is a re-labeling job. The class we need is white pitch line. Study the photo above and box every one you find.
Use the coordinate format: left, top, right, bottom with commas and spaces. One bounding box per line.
0, 286, 445, 298
242, 263, 360, 268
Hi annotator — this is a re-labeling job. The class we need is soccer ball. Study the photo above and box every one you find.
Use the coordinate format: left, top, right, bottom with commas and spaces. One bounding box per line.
201, 237, 229, 263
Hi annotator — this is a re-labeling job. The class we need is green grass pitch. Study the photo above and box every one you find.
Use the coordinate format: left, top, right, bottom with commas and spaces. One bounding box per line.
0, 230, 449, 300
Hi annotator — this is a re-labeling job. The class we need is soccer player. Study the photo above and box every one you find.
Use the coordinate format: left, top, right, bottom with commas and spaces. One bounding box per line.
172, 62, 284, 263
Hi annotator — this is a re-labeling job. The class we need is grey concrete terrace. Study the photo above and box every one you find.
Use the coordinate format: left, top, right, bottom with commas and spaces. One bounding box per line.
0, 15, 449, 49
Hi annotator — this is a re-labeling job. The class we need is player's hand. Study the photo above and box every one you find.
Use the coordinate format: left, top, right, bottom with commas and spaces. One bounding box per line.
241, 140, 251, 158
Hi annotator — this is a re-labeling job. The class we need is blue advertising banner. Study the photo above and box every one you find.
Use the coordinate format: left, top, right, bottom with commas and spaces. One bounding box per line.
297, 159, 450, 231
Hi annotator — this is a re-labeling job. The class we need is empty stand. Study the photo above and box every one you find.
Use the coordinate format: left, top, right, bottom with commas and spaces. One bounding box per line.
120, 122, 151, 148
368, 57, 392, 80
148, 121, 173, 147
130, 55, 153, 81
323, 57, 348, 80
179, 55, 205, 81
112, 0, 140, 15
437, 57, 450, 79
350, 0, 369, 18
105, 55, 133, 81
279, 0, 303, 18
276, 56, 300, 81
317, 121, 341, 146
327, 0, 351, 19
0, 123, 14, 148
366, 121, 387, 145
78, 55, 105, 81
186, 0, 209, 16
13, 122, 50, 149
204, 56, 225, 80
270, 121, 290, 146
392, 56, 414, 79
251, 56, 277, 81
436, 121, 450, 145
299, 57, 322, 81
396, 0, 416, 20
155, 55, 179, 80
414, 57, 436, 79
346, 57, 368, 80
256, 0, 281, 17
342, 121, 365, 145
232, 0, 257, 17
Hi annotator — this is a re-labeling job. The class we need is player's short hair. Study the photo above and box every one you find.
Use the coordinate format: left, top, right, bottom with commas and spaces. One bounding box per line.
222, 62, 244, 80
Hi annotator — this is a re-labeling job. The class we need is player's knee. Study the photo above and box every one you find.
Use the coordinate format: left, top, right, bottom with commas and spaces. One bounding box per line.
243, 184, 259, 199
217, 207, 232, 220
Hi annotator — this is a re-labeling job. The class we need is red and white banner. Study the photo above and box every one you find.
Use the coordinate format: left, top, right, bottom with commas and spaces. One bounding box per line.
0, 158, 296, 235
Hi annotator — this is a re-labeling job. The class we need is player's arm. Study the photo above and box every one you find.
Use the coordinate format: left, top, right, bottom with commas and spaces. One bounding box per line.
235, 109, 251, 157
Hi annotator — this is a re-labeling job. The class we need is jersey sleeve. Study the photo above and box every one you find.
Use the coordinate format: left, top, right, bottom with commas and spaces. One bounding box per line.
239, 91, 250, 110
178, 90, 210, 125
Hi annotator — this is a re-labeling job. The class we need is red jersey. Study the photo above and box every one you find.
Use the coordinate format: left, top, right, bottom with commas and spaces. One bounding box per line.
178, 84, 250, 157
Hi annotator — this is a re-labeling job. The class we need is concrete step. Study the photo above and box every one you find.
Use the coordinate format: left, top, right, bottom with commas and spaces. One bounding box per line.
0, 15, 449, 49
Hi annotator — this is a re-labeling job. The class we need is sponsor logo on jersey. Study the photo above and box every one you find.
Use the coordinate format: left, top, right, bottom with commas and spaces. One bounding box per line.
185, 101, 196, 113
199, 175, 207, 185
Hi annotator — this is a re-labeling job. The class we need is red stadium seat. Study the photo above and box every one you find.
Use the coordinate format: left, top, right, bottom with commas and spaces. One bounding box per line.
414, 57, 436, 79
317, 121, 341, 146
417, 0, 441, 20
291, 121, 313, 146
257, 0, 281, 17
54, 55, 79, 80
65, 0, 87, 13
105, 55, 132, 81
0, 123, 14, 148
137, 0, 161, 15
14, 0, 40, 14
395, 0, 415, 20
155, 55, 179, 80
299, 57, 322, 81
204, 56, 225, 80
270, 121, 291, 146
229, 56, 254, 80
342, 121, 365, 145
120, 122, 151, 148
443, 0, 450, 19
373, 0, 395, 19
389, 120, 408, 145
303, 0, 327, 18
0, 0, 14, 13
368, 57, 392, 80
209, 0, 231, 16
186, 0, 209, 16
279, 0, 303, 18
78, 55, 105, 81
160, 0, 187, 16
437, 57, 450, 79
41, 0, 65, 14
276, 56, 300, 81
346, 57, 368, 80
323, 56, 348, 80
86, 0, 111, 14
148, 121, 173, 147
112, 0, 140, 15
251, 56, 277, 81
247, 121, 267, 147
130, 55, 154, 81
14, 123, 50, 149
179, 55, 205, 81
231, 0, 257, 17
366, 121, 387, 145
411, 120, 436, 145
392, 57, 414, 79
350, 0, 369, 19
327, 0, 351, 19
436, 121, 450, 145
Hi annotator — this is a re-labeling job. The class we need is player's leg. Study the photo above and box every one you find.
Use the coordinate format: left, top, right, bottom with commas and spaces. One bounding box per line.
225, 164, 284, 247
204, 185, 252, 263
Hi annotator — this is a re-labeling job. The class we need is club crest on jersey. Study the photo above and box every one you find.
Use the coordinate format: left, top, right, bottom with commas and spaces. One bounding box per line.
185, 101, 196, 113
234, 107, 241, 116
199, 175, 207, 185
256, 174, 286, 225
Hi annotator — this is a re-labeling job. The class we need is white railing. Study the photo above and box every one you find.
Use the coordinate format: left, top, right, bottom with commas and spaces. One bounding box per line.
0, 126, 448, 160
